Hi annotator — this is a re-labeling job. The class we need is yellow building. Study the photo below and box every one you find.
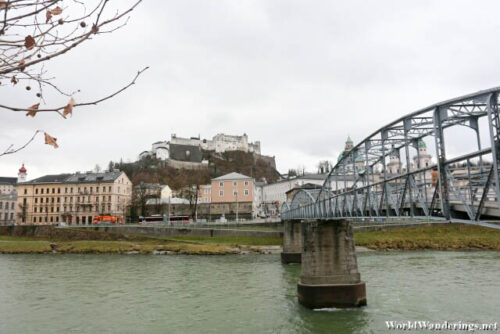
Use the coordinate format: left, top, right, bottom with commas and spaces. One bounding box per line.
16, 170, 132, 225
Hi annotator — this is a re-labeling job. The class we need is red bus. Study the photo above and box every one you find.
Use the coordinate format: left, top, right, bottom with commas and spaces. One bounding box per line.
169, 216, 190, 224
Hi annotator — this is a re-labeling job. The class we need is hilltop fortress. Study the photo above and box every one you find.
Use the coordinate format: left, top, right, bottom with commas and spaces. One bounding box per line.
138, 133, 273, 170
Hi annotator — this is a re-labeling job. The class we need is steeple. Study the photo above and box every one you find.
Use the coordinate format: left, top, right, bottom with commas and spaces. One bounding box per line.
345, 136, 354, 151
18, 164, 27, 182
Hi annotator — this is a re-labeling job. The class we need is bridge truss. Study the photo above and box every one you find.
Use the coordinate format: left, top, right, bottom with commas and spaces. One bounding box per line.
282, 88, 500, 229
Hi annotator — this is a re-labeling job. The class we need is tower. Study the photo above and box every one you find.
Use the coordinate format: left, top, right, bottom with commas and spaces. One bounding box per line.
345, 136, 354, 151
18, 164, 27, 183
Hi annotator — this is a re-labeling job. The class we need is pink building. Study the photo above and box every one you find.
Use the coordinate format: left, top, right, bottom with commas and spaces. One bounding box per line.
211, 172, 255, 204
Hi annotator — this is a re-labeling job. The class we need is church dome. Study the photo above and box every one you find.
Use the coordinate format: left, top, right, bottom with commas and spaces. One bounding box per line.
418, 140, 426, 148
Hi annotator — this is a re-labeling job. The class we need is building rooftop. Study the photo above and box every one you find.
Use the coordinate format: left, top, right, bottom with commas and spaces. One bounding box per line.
212, 172, 253, 181
0, 177, 17, 185
21, 171, 123, 185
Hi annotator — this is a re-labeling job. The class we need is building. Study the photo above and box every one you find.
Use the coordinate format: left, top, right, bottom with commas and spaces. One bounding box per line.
133, 183, 172, 199
210, 172, 256, 219
16, 170, 132, 225
139, 132, 262, 161
262, 174, 327, 206
0, 193, 16, 225
198, 184, 212, 203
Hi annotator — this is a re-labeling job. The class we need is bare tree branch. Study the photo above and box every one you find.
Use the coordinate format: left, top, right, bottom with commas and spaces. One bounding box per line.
0, 129, 43, 157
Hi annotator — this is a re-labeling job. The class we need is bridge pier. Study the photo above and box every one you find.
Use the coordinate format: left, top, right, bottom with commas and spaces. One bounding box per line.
281, 220, 302, 263
298, 219, 366, 309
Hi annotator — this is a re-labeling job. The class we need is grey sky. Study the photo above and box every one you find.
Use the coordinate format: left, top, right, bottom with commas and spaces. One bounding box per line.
2, 0, 500, 179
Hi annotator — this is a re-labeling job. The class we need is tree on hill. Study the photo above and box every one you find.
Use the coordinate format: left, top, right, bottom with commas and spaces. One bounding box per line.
0, 0, 146, 157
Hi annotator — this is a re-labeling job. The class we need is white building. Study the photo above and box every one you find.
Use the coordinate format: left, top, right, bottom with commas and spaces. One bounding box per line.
138, 133, 261, 161
262, 174, 328, 205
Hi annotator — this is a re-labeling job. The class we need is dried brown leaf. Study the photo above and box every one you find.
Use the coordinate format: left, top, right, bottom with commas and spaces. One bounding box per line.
10, 76, 17, 85
50, 6, 63, 15
62, 97, 75, 118
26, 103, 40, 117
24, 35, 36, 50
44, 132, 59, 149
46, 10, 52, 23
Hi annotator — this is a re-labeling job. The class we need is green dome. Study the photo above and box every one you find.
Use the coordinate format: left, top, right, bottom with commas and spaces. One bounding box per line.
418, 140, 426, 148
346, 136, 353, 143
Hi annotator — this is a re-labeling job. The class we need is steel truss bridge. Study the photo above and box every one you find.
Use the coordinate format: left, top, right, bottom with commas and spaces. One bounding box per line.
281, 87, 500, 229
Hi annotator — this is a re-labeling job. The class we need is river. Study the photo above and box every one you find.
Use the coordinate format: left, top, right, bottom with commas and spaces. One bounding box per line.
0, 251, 498, 333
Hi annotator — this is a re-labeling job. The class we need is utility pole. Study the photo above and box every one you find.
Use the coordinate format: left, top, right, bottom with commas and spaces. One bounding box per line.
168, 195, 171, 225
235, 191, 238, 223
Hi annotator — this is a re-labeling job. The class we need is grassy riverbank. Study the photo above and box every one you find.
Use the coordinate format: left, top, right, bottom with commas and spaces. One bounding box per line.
0, 235, 235, 255
354, 224, 500, 250
0, 224, 498, 254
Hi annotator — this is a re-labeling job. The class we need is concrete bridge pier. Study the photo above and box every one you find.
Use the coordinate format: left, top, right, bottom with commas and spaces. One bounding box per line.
298, 219, 367, 309
281, 220, 302, 264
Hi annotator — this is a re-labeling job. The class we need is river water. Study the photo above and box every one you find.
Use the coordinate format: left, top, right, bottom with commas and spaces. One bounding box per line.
0, 251, 498, 333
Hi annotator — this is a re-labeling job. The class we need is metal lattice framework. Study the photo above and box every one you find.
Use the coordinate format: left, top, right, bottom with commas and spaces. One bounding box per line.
282, 87, 500, 229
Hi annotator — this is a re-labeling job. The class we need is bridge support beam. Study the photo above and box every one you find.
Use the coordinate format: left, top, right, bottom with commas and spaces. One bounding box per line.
281, 220, 302, 263
298, 219, 366, 308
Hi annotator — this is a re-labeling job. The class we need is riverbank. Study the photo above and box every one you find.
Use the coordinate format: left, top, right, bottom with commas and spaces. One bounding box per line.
0, 224, 498, 254
354, 224, 500, 250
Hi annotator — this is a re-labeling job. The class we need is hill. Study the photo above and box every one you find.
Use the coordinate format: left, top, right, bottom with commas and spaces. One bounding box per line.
110, 151, 280, 189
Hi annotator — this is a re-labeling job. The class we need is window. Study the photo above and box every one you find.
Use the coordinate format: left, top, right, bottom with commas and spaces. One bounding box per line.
0, 202, 3, 209
46, 188, 49, 194
233, 190, 237, 196
65, 188, 68, 194
57, 188, 60, 194
35, 198, 38, 203
244, 190, 249, 196
233, 181, 237, 186
24, 189, 27, 194
219, 182, 224, 187
39, 217, 42, 222
52, 188, 55, 194
40, 189, 43, 194
244, 181, 249, 186
33, 217, 36, 223
50, 217, 53, 223
219, 190, 224, 196
41, 198, 43, 203
34, 207, 37, 213
36, 189, 39, 194
11, 202, 14, 209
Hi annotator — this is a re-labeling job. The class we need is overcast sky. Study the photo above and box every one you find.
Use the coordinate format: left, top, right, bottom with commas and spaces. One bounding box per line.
2, 0, 500, 180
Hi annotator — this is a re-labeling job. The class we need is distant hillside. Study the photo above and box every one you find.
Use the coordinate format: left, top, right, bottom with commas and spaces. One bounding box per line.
111, 151, 280, 189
